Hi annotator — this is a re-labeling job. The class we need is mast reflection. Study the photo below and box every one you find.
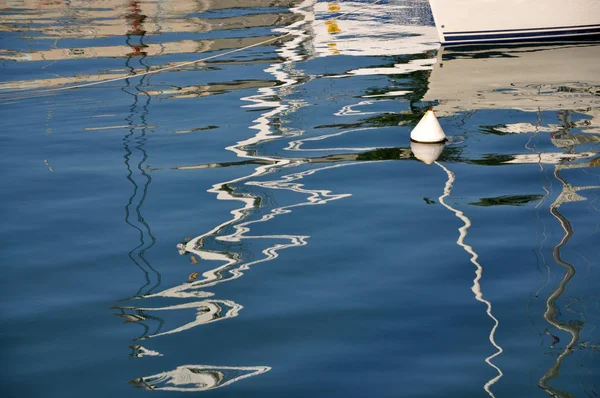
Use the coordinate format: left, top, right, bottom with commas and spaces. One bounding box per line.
539, 167, 600, 398
114, 0, 165, 344
435, 162, 503, 398
121, 3, 161, 300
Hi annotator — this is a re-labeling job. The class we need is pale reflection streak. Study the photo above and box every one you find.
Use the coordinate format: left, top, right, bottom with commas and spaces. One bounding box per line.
286, 126, 383, 152
130, 365, 271, 392
435, 162, 503, 398
120, 299, 243, 340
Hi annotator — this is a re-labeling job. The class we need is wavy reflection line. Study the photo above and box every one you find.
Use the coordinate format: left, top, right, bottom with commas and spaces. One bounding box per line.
149, 161, 357, 300
131, 364, 271, 392
435, 161, 503, 398
121, 27, 161, 299
118, 299, 243, 340
538, 167, 596, 398
114, 6, 167, 343
286, 126, 383, 152
335, 100, 384, 117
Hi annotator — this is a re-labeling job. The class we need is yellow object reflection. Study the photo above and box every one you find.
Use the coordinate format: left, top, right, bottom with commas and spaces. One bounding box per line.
325, 20, 342, 34
328, 2, 341, 12
327, 43, 341, 55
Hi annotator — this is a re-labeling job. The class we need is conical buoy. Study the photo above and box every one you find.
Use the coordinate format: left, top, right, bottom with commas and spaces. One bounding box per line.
411, 141, 444, 165
410, 110, 446, 143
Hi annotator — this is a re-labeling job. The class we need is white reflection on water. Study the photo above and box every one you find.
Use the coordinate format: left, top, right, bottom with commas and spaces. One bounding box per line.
130, 365, 271, 392
121, 300, 243, 339
435, 162, 503, 398
424, 44, 600, 124
312, 0, 437, 57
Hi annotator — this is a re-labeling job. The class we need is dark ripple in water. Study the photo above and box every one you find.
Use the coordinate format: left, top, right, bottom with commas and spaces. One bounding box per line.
1, 1, 599, 397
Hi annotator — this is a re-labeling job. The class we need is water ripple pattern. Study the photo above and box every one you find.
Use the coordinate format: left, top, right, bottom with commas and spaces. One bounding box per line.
1, 1, 599, 398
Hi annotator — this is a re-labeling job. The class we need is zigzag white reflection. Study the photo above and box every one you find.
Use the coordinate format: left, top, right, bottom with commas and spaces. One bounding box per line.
120, 299, 243, 340
435, 162, 503, 398
153, 161, 355, 300
286, 126, 383, 152
130, 364, 271, 392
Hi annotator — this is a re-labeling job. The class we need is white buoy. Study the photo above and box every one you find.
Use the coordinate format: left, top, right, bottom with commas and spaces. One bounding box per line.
410, 110, 446, 143
411, 141, 444, 165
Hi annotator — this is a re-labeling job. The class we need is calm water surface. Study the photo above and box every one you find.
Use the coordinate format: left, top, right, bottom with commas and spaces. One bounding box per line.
1, 1, 599, 397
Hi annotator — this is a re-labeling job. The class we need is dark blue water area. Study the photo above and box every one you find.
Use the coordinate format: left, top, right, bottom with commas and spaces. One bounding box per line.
1, 1, 600, 398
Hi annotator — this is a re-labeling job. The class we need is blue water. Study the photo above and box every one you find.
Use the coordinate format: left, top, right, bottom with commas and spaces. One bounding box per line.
1, 1, 599, 397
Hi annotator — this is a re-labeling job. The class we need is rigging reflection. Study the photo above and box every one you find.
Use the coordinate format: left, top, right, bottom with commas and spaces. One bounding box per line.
146, 0, 329, 301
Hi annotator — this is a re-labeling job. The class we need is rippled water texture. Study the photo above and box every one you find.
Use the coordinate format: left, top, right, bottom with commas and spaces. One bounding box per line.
1, 1, 599, 397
